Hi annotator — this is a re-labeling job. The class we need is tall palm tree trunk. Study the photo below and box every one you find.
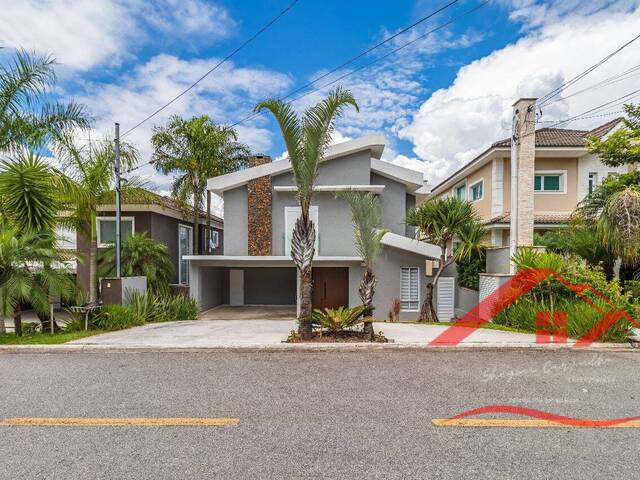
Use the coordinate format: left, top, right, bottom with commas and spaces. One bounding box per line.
359, 268, 376, 340
0, 314, 5, 335
291, 216, 315, 339
193, 208, 200, 255
13, 307, 22, 337
421, 251, 445, 322
89, 239, 98, 302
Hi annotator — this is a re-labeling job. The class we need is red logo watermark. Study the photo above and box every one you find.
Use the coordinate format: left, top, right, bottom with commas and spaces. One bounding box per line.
430, 268, 640, 347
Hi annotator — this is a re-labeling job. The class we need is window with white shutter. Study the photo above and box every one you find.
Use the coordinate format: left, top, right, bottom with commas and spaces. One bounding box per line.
400, 266, 420, 311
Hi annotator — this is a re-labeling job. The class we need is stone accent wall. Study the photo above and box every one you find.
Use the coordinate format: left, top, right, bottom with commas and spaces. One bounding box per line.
247, 155, 272, 256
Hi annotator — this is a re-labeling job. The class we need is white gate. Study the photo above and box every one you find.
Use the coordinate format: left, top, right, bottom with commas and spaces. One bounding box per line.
437, 277, 455, 321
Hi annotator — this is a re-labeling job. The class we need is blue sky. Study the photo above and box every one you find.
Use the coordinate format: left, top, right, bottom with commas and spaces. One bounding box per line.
1, 0, 639, 214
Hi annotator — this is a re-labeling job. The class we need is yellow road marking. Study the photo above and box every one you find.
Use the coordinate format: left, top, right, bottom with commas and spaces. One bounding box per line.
432, 418, 640, 428
0, 417, 239, 427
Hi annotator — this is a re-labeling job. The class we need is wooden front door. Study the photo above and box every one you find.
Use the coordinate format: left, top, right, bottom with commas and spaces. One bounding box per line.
312, 267, 349, 310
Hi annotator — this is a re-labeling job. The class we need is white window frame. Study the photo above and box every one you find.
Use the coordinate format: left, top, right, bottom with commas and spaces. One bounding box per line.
534, 170, 567, 194
468, 178, 484, 202
178, 224, 193, 285
96, 216, 135, 248
400, 266, 420, 312
453, 182, 466, 201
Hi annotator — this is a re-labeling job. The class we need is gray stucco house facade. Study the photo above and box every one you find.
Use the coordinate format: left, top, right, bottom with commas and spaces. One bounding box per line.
187, 135, 442, 321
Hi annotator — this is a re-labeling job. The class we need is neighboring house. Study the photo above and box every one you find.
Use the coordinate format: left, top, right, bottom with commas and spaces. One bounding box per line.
58, 191, 224, 295
187, 135, 442, 321
426, 113, 627, 247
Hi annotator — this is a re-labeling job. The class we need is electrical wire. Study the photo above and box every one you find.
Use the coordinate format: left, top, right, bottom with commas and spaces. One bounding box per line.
120, 0, 300, 140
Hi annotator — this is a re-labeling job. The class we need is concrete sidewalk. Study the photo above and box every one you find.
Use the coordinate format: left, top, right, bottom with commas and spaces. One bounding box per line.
45, 319, 631, 351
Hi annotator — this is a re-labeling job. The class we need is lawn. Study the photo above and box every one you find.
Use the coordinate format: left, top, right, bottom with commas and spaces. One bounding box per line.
0, 330, 104, 345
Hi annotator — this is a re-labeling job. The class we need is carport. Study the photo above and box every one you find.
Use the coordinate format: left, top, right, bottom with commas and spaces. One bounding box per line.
186, 255, 363, 316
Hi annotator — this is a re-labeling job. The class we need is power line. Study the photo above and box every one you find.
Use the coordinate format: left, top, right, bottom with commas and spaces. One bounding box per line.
128, 0, 478, 174
120, 0, 300, 140
230, 0, 489, 128
542, 63, 640, 107
538, 32, 640, 107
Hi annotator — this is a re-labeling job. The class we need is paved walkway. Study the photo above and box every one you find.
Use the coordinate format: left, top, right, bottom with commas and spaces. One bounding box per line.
199, 305, 296, 320
63, 319, 624, 349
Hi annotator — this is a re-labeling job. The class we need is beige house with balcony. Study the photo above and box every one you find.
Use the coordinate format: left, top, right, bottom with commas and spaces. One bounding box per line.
426, 115, 627, 247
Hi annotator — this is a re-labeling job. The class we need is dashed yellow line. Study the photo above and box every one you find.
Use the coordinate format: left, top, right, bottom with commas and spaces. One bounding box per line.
432, 418, 640, 428
0, 417, 239, 427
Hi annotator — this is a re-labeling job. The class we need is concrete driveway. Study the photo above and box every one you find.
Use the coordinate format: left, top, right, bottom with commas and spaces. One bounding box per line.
62, 319, 614, 349
199, 305, 296, 320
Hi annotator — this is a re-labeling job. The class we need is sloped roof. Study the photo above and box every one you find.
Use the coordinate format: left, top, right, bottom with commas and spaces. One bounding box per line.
485, 212, 572, 225
429, 117, 624, 196
492, 117, 624, 148
207, 135, 425, 194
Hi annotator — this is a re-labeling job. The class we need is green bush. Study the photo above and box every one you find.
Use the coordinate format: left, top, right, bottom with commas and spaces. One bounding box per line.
94, 304, 146, 331
126, 291, 199, 323
493, 251, 639, 342
456, 254, 485, 290
310, 305, 372, 333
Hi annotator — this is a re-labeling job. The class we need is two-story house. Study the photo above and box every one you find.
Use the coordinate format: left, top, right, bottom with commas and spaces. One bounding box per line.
186, 135, 442, 321
58, 191, 224, 295
427, 106, 627, 247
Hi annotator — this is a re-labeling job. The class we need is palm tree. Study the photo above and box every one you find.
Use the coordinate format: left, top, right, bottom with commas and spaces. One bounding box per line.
254, 87, 359, 338
0, 150, 83, 234
0, 229, 76, 335
151, 115, 249, 254
406, 197, 484, 322
337, 191, 387, 340
55, 132, 141, 302
98, 232, 174, 294
0, 49, 89, 152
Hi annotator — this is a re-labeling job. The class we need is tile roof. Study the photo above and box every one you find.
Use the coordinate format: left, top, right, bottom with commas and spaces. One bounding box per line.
485, 212, 572, 225
492, 117, 624, 148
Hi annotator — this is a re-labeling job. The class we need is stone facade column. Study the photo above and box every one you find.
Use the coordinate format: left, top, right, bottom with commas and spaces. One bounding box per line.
247, 155, 273, 256
510, 98, 536, 261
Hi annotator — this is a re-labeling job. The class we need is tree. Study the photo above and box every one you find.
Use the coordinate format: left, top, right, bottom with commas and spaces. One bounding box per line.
98, 232, 174, 294
0, 229, 76, 335
0, 49, 89, 152
580, 104, 640, 265
337, 191, 387, 340
55, 133, 141, 302
406, 197, 484, 322
151, 115, 249, 254
254, 87, 359, 338
455, 221, 488, 290
0, 150, 83, 234
587, 103, 640, 167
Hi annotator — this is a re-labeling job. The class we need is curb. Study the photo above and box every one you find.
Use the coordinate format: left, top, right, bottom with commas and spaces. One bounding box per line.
0, 342, 637, 354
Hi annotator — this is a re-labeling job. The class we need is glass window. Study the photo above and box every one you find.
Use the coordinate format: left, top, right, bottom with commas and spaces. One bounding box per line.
179, 225, 193, 285
588, 172, 598, 194
97, 218, 133, 246
56, 226, 77, 250
534, 174, 562, 192
455, 184, 466, 200
470, 180, 483, 201
400, 266, 420, 311
209, 229, 219, 250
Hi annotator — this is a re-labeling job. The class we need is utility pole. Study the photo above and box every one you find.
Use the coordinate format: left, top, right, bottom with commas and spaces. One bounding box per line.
114, 122, 122, 278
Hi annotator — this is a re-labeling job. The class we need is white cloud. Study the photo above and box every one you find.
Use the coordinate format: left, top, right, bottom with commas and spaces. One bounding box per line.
0, 0, 235, 71
399, 2, 640, 186
76, 53, 292, 198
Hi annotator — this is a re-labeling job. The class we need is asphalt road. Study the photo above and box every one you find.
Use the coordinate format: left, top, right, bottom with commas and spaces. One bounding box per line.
1, 350, 639, 479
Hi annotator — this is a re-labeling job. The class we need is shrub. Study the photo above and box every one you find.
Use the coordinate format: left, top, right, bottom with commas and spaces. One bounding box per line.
126, 291, 199, 323
310, 305, 372, 334
493, 251, 639, 342
94, 304, 145, 331
456, 253, 485, 290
